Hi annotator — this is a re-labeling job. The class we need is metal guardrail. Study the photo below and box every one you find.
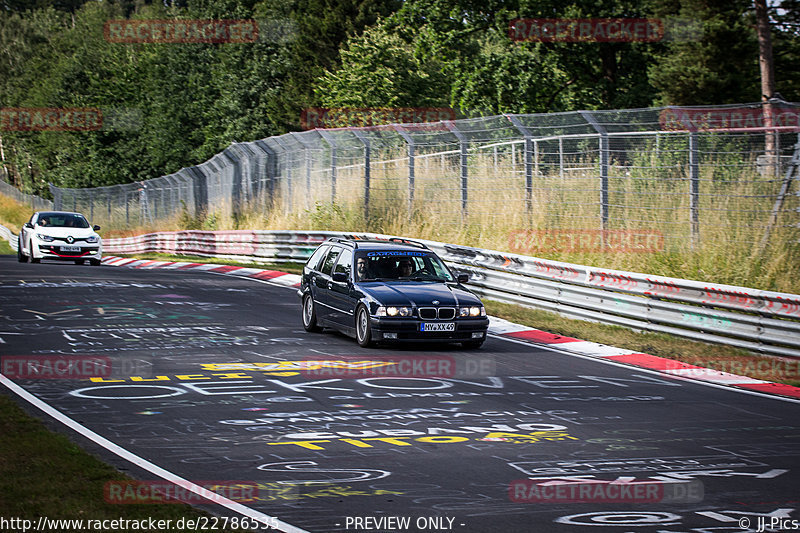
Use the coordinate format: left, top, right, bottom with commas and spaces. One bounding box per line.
4, 226, 799, 357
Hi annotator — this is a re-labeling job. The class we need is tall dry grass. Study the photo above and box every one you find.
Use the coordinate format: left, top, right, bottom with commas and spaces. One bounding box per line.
25, 144, 799, 294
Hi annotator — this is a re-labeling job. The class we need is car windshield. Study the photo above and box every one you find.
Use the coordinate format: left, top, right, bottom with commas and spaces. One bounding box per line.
355, 251, 454, 282
38, 213, 90, 229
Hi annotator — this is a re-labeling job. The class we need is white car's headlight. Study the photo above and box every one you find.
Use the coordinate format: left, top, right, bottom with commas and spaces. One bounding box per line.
460, 306, 485, 317
36, 234, 55, 242
86, 235, 99, 243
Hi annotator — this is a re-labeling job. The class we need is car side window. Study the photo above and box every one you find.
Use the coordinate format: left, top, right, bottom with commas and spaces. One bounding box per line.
333, 249, 353, 277
320, 248, 341, 276
306, 245, 329, 271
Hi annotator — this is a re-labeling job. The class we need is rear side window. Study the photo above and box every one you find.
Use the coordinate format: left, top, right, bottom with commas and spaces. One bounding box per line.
320, 248, 341, 276
306, 245, 329, 271
334, 249, 353, 277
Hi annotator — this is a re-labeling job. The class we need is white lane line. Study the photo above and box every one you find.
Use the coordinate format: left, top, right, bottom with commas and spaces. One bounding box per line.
489, 333, 800, 405
0, 373, 310, 533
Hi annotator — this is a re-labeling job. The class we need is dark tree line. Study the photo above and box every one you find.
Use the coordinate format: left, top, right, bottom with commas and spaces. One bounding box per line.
0, 0, 797, 195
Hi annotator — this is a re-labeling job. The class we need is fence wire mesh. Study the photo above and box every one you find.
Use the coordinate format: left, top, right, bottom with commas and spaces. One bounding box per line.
45, 103, 800, 250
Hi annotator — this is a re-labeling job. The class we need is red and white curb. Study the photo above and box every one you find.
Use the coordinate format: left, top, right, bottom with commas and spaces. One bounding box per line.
101, 256, 799, 401
489, 316, 800, 400
101, 256, 301, 288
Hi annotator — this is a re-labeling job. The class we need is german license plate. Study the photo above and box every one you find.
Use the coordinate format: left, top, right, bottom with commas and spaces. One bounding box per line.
61, 246, 81, 252
421, 322, 455, 332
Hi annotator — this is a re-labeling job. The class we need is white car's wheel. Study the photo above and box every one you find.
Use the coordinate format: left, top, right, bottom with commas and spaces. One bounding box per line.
30, 240, 40, 263
17, 236, 28, 263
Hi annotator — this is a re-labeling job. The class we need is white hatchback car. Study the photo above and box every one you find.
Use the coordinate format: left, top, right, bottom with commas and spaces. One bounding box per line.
18, 211, 102, 265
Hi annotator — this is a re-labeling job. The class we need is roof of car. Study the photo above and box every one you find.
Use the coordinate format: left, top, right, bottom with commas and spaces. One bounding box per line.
324, 237, 430, 252
36, 211, 84, 216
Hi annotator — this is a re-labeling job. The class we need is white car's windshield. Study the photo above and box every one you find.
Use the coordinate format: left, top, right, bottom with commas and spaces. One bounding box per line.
38, 214, 90, 229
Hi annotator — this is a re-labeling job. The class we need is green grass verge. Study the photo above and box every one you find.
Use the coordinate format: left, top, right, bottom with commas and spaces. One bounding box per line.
0, 239, 13, 255
0, 395, 252, 532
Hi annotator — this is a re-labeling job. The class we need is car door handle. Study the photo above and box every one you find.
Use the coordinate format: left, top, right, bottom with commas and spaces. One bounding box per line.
327, 281, 333, 289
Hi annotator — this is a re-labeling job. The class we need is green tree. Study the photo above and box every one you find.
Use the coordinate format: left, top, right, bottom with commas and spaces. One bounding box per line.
315, 22, 450, 108
648, 0, 760, 105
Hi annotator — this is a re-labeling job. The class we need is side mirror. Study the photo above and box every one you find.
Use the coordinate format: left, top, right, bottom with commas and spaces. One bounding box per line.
457, 273, 469, 284
93, 225, 101, 231
332, 272, 349, 283
24, 222, 33, 229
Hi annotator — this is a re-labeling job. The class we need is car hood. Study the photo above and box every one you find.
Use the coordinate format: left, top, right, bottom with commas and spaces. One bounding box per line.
361, 282, 481, 308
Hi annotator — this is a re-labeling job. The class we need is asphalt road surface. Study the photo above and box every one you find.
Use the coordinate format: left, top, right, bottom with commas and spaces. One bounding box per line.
1, 255, 799, 533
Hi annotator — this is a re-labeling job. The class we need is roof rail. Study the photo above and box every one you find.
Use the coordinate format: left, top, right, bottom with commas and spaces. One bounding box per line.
326, 237, 358, 248
388, 237, 429, 249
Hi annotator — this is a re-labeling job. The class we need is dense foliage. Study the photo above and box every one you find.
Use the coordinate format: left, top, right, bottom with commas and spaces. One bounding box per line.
0, 0, 798, 195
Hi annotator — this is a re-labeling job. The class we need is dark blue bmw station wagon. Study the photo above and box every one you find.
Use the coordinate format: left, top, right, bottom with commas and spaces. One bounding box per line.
298, 238, 489, 348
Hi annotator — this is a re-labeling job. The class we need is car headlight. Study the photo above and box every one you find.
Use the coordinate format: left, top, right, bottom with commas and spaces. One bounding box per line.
376, 306, 412, 317
36, 234, 55, 242
86, 235, 99, 243
460, 306, 486, 317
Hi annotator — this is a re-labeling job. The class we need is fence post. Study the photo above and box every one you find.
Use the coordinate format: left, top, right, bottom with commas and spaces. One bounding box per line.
506, 115, 534, 220
353, 130, 371, 221
580, 111, 609, 230
689, 131, 700, 245
394, 125, 415, 222
318, 130, 337, 205
188, 166, 208, 221
48, 183, 61, 210
288, 132, 313, 211
446, 122, 468, 220
254, 139, 276, 213
271, 137, 292, 216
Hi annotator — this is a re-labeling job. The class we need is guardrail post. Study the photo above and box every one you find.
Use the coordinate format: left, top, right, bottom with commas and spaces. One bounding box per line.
580, 111, 609, 230
506, 115, 534, 220
689, 131, 700, 245
394, 125, 415, 222
446, 122, 468, 220
318, 130, 337, 205
353, 130, 371, 221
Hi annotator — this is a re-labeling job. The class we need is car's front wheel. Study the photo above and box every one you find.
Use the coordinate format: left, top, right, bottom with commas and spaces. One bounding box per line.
17, 237, 28, 263
89, 258, 101, 266
30, 248, 40, 263
302, 293, 321, 332
356, 306, 373, 347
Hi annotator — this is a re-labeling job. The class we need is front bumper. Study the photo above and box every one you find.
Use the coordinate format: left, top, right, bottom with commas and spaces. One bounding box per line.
370, 316, 489, 343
